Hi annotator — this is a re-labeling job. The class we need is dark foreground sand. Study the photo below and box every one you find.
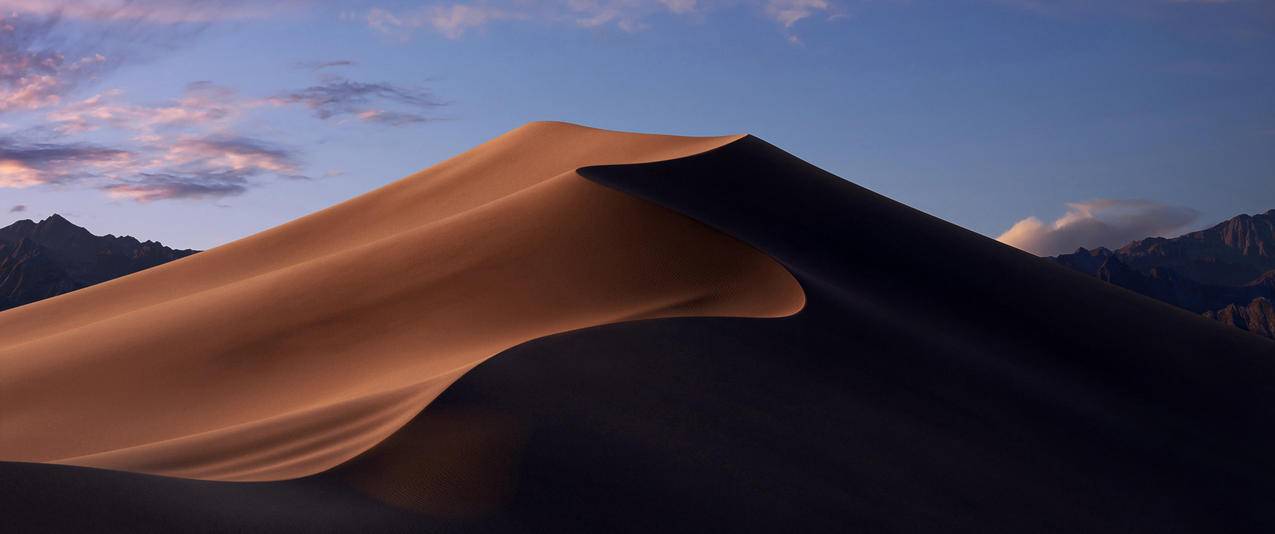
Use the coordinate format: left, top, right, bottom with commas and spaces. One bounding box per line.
3, 124, 1274, 532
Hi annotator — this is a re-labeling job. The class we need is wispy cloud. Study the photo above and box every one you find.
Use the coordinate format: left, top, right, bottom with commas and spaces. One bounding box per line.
0, 14, 112, 113
101, 171, 250, 201
0, 136, 132, 187
361, 0, 839, 41
0, 6, 448, 204
659, 0, 698, 14
9, 204, 28, 213
297, 59, 356, 71
96, 134, 302, 201
368, 4, 516, 39
0, 132, 298, 201
269, 74, 445, 125
0, 7, 245, 117
16, 82, 288, 200
47, 82, 241, 136
7, 61, 446, 202
156, 136, 301, 178
997, 199, 1199, 256
3, 0, 305, 23
565, 0, 656, 32
767, 0, 833, 28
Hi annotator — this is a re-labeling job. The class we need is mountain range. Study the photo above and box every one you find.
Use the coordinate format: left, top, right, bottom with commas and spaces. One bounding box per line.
1053, 209, 1275, 339
0, 215, 197, 312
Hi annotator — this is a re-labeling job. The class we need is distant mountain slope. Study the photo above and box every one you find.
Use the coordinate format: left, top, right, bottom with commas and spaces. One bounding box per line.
1116, 209, 1275, 286
1053, 210, 1275, 339
0, 215, 198, 312
1054, 247, 1275, 314
1206, 297, 1275, 339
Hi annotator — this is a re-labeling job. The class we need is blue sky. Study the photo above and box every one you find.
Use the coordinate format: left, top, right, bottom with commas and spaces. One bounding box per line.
1, 0, 1272, 254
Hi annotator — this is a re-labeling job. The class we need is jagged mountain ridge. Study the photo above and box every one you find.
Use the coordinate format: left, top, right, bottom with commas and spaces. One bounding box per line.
1206, 298, 1275, 339
1116, 208, 1275, 286
0, 215, 197, 312
1054, 247, 1275, 314
1053, 209, 1275, 339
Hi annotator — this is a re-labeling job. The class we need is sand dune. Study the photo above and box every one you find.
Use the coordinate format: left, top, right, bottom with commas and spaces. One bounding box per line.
0, 122, 804, 481
4, 122, 1275, 532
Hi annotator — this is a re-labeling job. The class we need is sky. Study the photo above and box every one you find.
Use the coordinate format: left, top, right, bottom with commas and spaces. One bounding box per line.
0, 0, 1272, 254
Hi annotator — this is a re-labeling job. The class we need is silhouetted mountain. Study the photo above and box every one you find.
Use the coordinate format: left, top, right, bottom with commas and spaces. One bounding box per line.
0, 214, 197, 311
1053, 210, 1275, 339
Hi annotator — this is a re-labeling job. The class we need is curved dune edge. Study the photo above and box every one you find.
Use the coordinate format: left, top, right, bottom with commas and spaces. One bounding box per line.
0, 122, 806, 482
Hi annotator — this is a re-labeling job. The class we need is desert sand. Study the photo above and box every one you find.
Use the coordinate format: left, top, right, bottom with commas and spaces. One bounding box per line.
3, 122, 1275, 533
0, 122, 804, 481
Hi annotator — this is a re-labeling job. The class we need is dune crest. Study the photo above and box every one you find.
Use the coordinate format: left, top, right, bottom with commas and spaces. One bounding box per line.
0, 122, 805, 482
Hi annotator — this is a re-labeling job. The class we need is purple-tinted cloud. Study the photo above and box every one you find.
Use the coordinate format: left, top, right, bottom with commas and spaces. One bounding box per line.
10, 63, 445, 201
101, 134, 301, 202
0, 14, 111, 113
0, 9, 237, 117
297, 59, 356, 70
0, 131, 300, 201
269, 74, 445, 125
159, 136, 302, 179
9, 204, 28, 213
101, 171, 250, 201
0, 136, 132, 187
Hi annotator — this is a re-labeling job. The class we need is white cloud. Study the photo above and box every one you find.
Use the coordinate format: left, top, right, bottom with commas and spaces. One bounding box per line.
766, 0, 832, 28
997, 199, 1199, 256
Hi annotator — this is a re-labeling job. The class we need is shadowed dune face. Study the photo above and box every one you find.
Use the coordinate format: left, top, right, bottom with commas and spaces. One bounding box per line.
0, 122, 805, 482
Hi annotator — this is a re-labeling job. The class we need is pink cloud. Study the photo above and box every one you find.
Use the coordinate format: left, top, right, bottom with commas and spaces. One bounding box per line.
0, 137, 133, 188
0, 15, 110, 113
48, 82, 242, 135
0, 129, 300, 201
3, 0, 305, 23
154, 137, 300, 177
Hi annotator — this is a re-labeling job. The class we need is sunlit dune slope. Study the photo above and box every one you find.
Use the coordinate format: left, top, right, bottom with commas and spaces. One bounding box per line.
0, 122, 805, 482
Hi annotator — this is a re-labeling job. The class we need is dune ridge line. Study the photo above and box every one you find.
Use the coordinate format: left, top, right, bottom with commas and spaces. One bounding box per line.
0, 122, 806, 482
